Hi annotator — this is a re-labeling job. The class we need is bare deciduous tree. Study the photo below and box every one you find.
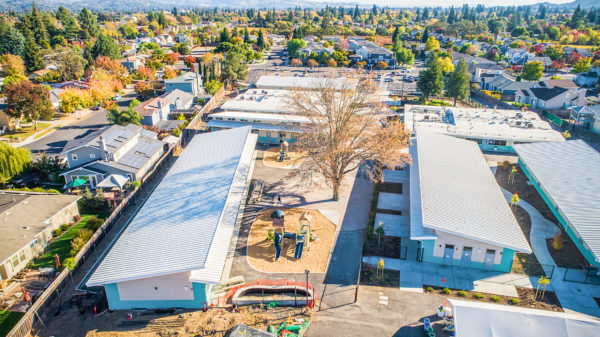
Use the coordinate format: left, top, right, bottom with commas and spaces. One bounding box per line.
287, 74, 411, 200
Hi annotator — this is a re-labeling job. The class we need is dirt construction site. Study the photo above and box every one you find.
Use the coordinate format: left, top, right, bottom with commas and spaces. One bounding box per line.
39, 304, 310, 337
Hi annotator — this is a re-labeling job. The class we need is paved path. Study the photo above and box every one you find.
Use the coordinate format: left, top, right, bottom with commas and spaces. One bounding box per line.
500, 187, 600, 317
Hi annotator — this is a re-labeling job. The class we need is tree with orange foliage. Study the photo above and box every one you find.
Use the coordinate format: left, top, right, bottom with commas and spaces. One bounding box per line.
307, 59, 319, 68
164, 52, 179, 65
184, 55, 196, 68
326, 59, 338, 67
134, 66, 155, 80
289, 58, 302, 67
94, 56, 130, 85
287, 75, 411, 200
163, 67, 179, 79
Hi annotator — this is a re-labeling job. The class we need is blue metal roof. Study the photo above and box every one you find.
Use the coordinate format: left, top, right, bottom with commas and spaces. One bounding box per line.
87, 126, 255, 286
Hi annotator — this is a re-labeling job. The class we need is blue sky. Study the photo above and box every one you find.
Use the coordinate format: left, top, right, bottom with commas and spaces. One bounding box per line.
337, 0, 572, 7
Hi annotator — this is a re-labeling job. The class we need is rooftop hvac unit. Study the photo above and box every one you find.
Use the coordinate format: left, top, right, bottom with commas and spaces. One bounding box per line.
516, 112, 523, 118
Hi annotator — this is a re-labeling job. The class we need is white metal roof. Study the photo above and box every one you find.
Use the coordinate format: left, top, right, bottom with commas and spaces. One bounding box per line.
210, 111, 311, 124
404, 105, 564, 143
206, 120, 303, 133
514, 140, 600, 262
414, 132, 531, 253
255, 75, 356, 91
449, 299, 600, 337
220, 89, 297, 114
87, 127, 256, 286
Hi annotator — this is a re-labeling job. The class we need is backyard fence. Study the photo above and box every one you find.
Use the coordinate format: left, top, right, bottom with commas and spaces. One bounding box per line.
181, 86, 226, 147
563, 267, 600, 285
6, 147, 176, 337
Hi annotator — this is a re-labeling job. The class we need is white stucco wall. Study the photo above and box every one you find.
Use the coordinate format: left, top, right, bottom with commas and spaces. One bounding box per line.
117, 272, 195, 301
432, 231, 504, 264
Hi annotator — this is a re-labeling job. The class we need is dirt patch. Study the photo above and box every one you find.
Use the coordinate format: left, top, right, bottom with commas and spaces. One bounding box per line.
247, 208, 336, 273
423, 285, 562, 312
545, 235, 588, 268
495, 163, 558, 223
42, 305, 307, 337
496, 164, 588, 269
262, 147, 307, 168
364, 235, 402, 258
359, 263, 399, 287
509, 206, 546, 276
378, 183, 403, 194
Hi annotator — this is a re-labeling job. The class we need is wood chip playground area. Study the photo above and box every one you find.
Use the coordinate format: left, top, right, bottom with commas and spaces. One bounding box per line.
247, 208, 336, 273
262, 146, 307, 168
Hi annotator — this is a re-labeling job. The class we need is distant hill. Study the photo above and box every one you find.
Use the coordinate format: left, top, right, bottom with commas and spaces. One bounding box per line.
531, 0, 598, 9
0, 0, 596, 12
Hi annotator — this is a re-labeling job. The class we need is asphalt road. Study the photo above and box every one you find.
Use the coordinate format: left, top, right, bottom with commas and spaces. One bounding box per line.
24, 110, 109, 155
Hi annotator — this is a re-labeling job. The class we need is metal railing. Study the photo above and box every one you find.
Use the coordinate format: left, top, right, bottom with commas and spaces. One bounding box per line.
563, 267, 600, 285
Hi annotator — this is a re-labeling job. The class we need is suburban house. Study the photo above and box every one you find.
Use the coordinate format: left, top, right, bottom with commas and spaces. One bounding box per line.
86, 127, 257, 310
515, 86, 586, 110
575, 71, 599, 88
480, 73, 535, 99
299, 42, 334, 58
568, 105, 597, 129
0, 191, 80, 282
404, 105, 564, 152
120, 55, 144, 72
514, 140, 600, 267
469, 63, 504, 83
408, 132, 531, 272
61, 124, 166, 188
134, 96, 170, 126
160, 89, 194, 111
346, 38, 396, 67
538, 79, 578, 89
164, 71, 202, 97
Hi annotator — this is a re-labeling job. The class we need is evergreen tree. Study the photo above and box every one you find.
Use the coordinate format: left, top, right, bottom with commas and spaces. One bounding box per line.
257, 30, 266, 50
243, 27, 250, 43
422, 27, 429, 43
158, 12, 168, 27
448, 6, 456, 24
57, 6, 79, 41
23, 34, 43, 72
353, 5, 360, 19
568, 5, 584, 28
219, 27, 231, 43
417, 52, 444, 100
78, 8, 99, 39
28, 1, 48, 47
91, 34, 120, 60
0, 22, 26, 57
446, 58, 470, 106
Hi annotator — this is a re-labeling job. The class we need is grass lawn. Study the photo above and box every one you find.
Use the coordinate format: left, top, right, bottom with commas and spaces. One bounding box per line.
1, 122, 53, 140
33, 214, 105, 269
0, 310, 24, 336
33, 125, 61, 140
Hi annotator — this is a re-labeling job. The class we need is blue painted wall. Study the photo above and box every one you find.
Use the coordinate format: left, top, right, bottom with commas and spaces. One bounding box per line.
104, 282, 209, 310
518, 159, 598, 265
421, 240, 515, 272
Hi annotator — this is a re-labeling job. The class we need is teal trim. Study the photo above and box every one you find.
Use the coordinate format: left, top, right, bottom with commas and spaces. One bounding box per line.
479, 144, 514, 152
422, 240, 443, 264
518, 159, 598, 265
104, 282, 209, 310
257, 136, 298, 144
492, 248, 514, 273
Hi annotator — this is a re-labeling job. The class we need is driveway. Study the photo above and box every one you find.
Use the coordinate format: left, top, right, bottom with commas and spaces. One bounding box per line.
24, 110, 109, 155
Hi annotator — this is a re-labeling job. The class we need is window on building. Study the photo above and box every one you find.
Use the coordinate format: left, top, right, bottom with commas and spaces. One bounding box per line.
90, 153, 96, 159
466, 138, 482, 144
30, 239, 38, 248
11, 255, 19, 268
71, 154, 78, 161
488, 140, 507, 146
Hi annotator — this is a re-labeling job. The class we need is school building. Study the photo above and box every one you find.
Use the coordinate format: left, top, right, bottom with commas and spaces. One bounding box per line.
87, 127, 257, 310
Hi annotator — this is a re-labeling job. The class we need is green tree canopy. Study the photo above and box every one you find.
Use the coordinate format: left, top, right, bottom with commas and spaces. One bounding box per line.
78, 8, 100, 39
106, 106, 141, 126
221, 49, 248, 88
521, 61, 544, 81
395, 47, 414, 66
91, 34, 121, 60
0, 142, 31, 182
287, 38, 306, 58
53, 47, 86, 81
0, 22, 26, 57
5, 80, 54, 129
446, 58, 470, 106
417, 52, 444, 100
23, 34, 44, 72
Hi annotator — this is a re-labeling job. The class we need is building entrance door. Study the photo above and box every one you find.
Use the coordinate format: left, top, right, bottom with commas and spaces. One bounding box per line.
460, 247, 472, 268
442, 245, 454, 265
484, 249, 496, 270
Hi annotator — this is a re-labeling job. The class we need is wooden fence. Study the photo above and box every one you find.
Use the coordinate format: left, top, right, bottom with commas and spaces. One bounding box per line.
6, 148, 175, 337
181, 86, 225, 147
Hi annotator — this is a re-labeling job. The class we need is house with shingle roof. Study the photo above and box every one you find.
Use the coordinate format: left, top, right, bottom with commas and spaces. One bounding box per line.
60, 124, 166, 189
134, 96, 170, 126
515, 86, 586, 110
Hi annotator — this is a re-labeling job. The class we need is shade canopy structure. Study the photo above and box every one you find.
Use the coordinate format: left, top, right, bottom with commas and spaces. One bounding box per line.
271, 209, 285, 219
66, 178, 87, 188
449, 298, 600, 337
96, 174, 130, 190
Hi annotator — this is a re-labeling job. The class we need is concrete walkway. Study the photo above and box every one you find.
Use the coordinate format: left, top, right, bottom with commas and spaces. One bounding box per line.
500, 188, 600, 317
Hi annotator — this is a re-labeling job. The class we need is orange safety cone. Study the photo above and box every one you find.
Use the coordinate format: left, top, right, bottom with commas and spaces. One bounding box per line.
442, 277, 446, 283
203, 302, 207, 312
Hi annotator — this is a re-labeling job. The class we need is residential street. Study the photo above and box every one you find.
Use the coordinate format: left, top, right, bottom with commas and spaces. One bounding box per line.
23, 110, 108, 155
